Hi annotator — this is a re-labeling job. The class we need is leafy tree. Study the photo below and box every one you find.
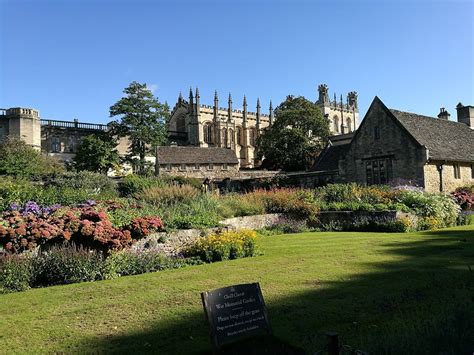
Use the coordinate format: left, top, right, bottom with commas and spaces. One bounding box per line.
0, 137, 64, 177
109, 81, 169, 175
73, 134, 120, 174
257, 95, 330, 171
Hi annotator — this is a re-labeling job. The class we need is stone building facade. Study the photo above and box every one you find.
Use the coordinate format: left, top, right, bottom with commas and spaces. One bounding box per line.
316, 84, 359, 135
156, 146, 239, 179
313, 97, 474, 192
168, 84, 359, 168
0, 107, 111, 161
168, 88, 273, 168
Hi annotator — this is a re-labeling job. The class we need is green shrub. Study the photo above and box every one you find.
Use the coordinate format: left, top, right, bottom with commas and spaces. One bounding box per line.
0, 137, 65, 177
107, 248, 192, 276
137, 184, 200, 206
158, 195, 221, 229
218, 193, 266, 218
44, 172, 118, 197
184, 230, 259, 262
118, 175, 168, 196
0, 253, 33, 293
32, 244, 110, 286
259, 189, 319, 224
0, 178, 37, 210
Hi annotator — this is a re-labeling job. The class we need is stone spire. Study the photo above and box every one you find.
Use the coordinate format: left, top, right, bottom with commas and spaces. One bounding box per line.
333, 93, 337, 108
269, 100, 274, 125
256, 98, 261, 126
228, 93, 232, 120
188, 87, 194, 114
340, 94, 343, 109
214, 90, 218, 105
243, 95, 248, 124
178, 92, 183, 102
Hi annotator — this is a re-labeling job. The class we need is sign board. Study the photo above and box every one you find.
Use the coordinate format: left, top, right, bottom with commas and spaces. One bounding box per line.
201, 283, 272, 350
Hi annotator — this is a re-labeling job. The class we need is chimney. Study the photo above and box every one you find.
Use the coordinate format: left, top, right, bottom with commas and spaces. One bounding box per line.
456, 102, 474, 129
437, 107, 450, 120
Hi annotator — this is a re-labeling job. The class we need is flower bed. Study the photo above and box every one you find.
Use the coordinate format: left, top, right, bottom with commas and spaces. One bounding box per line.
0, 201, 164, 254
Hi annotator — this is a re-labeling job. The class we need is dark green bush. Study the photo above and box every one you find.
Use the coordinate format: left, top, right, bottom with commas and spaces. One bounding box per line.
43, 172, 118, 197
107, 249, 192, 276
0, 137, 65, 177
32, 244, 110, 286
0, 254, 32, 293
118, 175, 168, 196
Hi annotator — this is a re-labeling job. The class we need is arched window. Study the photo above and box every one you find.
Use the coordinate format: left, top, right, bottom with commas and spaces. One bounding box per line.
177, 114, 186, 132
204, 123, 213, 144
222, 128, 228, 147
250, 128, 257, 146
346, 118, 352, 132
333, 115, 339, 133
229, 129, 234, 146
236, 127, 242, 146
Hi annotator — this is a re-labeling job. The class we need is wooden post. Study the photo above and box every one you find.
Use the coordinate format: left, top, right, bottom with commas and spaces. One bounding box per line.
327, 331, 339, 355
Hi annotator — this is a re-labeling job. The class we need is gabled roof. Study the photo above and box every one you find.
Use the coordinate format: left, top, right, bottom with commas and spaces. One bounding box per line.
389, 108, 474, 162
157, 146, 239, 165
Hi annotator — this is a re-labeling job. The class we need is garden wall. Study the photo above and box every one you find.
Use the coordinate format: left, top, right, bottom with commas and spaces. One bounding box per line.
134, 213, 283, 256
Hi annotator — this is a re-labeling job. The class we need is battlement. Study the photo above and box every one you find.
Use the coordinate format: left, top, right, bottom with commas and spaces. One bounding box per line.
3, 107, 40, 118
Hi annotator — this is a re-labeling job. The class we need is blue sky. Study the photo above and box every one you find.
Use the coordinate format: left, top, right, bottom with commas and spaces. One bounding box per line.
1, 0, 473, 124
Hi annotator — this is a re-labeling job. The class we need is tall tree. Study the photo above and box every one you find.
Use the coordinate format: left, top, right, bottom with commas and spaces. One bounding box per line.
109, 81, 169, 175
73, 134, 120, 174
257, 95, 330, 171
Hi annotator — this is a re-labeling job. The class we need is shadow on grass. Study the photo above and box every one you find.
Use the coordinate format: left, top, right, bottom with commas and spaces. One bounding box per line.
77, 228, 474, 354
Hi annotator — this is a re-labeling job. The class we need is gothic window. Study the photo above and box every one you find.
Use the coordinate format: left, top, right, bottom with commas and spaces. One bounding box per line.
179, 163, 186, 171
204, 123, 213, 144
222, 129, 228, 147
236, 127, 243, 146
222, 163, 228, 170
250, 128, 257, 146
176, 114, 186, 132
346, 118, 352, 132
51, 137, 60, 152
333, 116, 339, 133
229, 129, 234, 146
365, 158, 393, 185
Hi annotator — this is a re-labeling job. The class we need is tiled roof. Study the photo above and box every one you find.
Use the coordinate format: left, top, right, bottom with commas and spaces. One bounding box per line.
312, 143, 351, 171
157, 146, 239, 165
389, 109, 474, 162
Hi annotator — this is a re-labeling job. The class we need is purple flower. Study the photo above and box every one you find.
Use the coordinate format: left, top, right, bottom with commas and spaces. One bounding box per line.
9, 202, 20, 211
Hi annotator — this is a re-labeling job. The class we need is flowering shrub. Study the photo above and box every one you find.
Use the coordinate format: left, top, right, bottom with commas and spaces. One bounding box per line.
452, 187, 474, 210
126, 216, 164, 239
184, 229, 259, 262
395, 190, 460, 229
0, 202, 164, 254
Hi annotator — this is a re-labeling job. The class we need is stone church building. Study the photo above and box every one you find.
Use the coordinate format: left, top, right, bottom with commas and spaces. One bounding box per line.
168, 85, 359, 168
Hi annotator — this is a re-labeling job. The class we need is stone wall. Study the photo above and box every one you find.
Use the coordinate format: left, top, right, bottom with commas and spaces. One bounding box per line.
424, 161, 474, 192
133, 213, 283, 256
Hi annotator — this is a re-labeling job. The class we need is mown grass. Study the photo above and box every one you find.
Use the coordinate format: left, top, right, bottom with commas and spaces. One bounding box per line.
0, 226, 473, 354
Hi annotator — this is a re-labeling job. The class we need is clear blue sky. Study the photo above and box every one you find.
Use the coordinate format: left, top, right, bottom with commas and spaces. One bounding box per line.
1, 0, 473, 124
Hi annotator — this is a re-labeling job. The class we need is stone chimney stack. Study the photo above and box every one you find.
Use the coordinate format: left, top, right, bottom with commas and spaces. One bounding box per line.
456, 102, 474, 129
437, 107, 450, 120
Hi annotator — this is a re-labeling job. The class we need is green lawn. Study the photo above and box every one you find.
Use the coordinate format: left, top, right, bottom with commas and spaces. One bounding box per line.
1, 226, 473, 354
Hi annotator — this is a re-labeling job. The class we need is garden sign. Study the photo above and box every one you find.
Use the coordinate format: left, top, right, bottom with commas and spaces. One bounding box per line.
201, 283, 272, 350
